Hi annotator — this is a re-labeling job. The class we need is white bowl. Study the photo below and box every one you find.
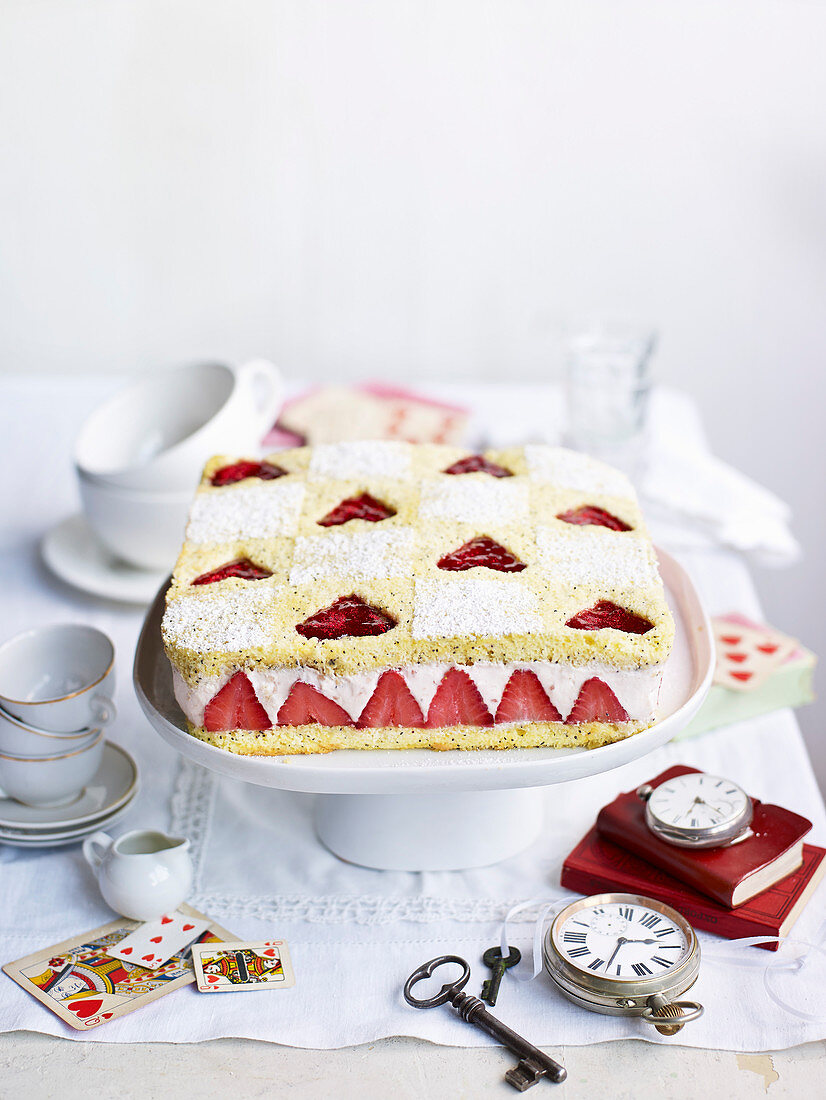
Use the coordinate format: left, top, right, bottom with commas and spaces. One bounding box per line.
0, 704, 100, 757
74, 359, 284, 491
76, 471, 193, 571
0, 624, 116, 732
0, 731, 106, 807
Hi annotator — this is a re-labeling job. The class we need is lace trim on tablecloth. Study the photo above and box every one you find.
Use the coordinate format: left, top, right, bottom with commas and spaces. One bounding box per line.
189, 892, 540, 925
169, 756, 217, 892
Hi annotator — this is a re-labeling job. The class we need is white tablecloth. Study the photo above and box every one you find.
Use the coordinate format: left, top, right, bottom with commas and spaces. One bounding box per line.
1, 375, 823, 1051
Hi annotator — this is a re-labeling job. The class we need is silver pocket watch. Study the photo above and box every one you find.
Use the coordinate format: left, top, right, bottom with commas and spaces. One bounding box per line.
543, 893, 703, 1035
637, 771, 754, 849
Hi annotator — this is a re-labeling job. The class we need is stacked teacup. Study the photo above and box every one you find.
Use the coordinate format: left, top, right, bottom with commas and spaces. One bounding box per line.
74, 360, 284, 571
0, 625, 116, 807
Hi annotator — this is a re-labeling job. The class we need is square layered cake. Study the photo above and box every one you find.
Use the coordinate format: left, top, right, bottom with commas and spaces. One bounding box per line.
162, 443, 674, 754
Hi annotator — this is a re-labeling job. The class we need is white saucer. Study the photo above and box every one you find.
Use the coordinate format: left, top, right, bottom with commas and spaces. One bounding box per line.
0, 792, 137, 847
42, 514, 167, 604
0, 742, 139, 830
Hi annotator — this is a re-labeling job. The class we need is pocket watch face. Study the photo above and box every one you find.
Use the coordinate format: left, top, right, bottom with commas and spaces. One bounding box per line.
552, 899, 691, 980
648, 773, 749, 832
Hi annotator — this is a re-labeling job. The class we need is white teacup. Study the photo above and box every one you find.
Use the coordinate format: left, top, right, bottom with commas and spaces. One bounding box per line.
0, 624, 116, 732
74, 359, 284, 491
0, 703, 99, 757
0, 730, 105, 807
83, 829, 193, 920
76, 472, 193, 571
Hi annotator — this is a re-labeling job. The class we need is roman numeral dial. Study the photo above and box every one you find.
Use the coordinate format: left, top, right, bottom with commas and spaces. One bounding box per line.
553, 899, 689, 980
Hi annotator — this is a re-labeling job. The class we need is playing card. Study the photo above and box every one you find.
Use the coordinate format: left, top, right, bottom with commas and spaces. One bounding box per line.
712, 618, 798, 693
106, 910, 210, 970
191, 940, 295, 993
2, 903, 237, 1029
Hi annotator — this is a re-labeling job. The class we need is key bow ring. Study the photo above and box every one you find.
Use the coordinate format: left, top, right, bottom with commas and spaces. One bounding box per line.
404, 955, 471, 1008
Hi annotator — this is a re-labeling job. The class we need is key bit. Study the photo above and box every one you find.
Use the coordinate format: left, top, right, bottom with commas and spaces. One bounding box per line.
481, 945, 521, 1006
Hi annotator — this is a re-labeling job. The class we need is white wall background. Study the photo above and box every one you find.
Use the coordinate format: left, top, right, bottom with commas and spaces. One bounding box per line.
1, 1, 824, 780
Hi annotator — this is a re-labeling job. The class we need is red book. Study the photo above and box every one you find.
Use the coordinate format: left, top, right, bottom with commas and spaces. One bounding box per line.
596, 765, 812, 907
561, 827, 825, 950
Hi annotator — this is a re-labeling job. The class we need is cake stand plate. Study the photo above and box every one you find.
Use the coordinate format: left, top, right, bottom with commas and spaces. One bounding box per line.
134, 549, 713, 869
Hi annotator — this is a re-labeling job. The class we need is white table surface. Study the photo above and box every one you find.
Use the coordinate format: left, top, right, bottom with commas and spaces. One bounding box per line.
0, 373, 823, 1098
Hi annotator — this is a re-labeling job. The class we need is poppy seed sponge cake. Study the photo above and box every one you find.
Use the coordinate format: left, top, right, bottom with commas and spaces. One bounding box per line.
161, 444, 674, 754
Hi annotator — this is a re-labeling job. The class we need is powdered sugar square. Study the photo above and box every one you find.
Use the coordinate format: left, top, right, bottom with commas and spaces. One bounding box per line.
290, 528, 415, 584
419, 478, 529, 525
163, 587, 275, 653
187, 483, 305, 543
413, 577, 542, 638
524, 445, 634, 498
309, 441, 411, 480
536, 526, 659, 587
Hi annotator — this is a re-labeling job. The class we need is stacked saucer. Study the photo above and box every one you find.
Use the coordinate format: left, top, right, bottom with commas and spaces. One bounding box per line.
0, 741, 139, 848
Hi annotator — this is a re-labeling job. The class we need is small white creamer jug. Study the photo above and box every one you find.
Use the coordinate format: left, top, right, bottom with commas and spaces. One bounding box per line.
83, 828, 193, 921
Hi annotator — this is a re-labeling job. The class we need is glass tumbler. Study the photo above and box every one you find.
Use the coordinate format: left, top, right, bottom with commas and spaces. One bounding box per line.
563, 320, 656, 470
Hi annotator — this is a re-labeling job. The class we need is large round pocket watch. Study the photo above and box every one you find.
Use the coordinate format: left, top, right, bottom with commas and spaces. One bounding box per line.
543, 893, 703, 1035
637, 771, 753, 849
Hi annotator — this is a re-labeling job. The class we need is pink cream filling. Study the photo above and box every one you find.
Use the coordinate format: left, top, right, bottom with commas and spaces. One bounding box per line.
173, 661, 663, 728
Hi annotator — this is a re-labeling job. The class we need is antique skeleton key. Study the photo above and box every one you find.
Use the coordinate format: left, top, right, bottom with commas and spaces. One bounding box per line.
404, 955, 566, 1090
481, 945, 521, 1006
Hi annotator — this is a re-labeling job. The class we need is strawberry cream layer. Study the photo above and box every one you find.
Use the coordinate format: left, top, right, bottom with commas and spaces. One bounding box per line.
173, 659, 664, 730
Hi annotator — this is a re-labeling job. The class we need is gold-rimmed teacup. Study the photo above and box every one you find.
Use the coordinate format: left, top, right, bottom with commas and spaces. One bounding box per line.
0, 703, 99, 757
0, 730, 105, 807
0, 624, 116, 733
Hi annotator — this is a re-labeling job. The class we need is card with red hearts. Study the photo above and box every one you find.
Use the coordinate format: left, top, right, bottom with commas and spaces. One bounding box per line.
191, 940, 295, 993
2, 903, 237, 1030
106, 910, 210, 970
712, 619, 798, 693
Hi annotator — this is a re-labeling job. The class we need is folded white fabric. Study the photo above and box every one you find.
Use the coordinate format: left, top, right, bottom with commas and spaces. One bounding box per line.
641, 404, 799, 568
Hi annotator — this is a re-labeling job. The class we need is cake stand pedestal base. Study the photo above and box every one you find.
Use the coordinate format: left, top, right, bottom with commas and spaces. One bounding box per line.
315, 787, 546, 870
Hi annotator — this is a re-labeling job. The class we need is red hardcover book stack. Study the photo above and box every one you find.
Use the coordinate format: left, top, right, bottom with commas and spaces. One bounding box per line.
561, 767, 826, 950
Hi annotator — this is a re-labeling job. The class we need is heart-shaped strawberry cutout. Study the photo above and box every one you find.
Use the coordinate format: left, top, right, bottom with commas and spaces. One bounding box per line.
120, 946, 132, 955
161, 916, 173, 924
758, 644, 779, 654
150, 936, 163, 944
726, 652, 747, 663
731, 671, 753, 682
182, 924, 194, 931
720, 634, 741, 645
69, 998, 102, 1019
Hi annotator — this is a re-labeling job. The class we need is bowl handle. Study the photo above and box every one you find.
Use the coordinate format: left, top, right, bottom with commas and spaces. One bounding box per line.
82, 830, 113, 871
236, 359, 285, 441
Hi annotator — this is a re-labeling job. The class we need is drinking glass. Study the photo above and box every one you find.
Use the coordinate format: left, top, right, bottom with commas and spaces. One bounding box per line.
563, 320, 656, 472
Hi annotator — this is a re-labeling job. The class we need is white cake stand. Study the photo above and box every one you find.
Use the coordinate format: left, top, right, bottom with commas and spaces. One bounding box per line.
134, 549, 713, 870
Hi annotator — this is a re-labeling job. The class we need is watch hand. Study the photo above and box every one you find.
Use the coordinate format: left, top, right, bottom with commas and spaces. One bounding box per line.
605, 937, 627, 969
621, 938, 657, 946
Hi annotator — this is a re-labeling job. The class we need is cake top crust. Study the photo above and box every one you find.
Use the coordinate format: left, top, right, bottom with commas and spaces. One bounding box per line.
163, 443, 674, 682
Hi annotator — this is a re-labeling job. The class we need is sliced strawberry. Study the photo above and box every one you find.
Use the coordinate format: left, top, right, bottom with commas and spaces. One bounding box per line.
191, 558, 272, 586
556, 505, 632, 532
210, 460, 287, 487
295, 595, 396, 639
426, 669, 493, 727
356, 671, 425, 728
495, 671, 562, 723
438, 536, 525, 573
203, 672, 271, 731
277, 682, 353, 726
318, 493, 396, 527
443, 454, 513, 478
566, 600, 653, 635
565, 678, 629, 724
